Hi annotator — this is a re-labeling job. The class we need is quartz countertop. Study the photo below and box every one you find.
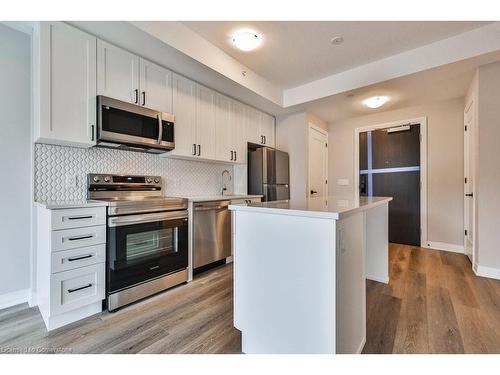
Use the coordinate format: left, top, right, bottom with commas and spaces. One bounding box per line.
34, 200, 109, 210
229, 196, 392, 220
175, 194, 263, 203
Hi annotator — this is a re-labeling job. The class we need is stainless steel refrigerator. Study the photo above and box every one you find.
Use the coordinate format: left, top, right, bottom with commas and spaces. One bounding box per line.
248, 147, 290, 201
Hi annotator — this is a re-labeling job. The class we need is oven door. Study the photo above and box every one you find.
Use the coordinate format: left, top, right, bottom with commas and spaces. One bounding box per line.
107, 210, 188, 293
98, 95, 174, 151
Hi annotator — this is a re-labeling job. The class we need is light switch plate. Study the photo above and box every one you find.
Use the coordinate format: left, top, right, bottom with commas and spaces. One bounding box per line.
337, 178, 349, 186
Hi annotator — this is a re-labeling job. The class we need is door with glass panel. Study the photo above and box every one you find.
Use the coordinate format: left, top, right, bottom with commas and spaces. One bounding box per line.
359, 124, 421, 246
107, 216, 188, 293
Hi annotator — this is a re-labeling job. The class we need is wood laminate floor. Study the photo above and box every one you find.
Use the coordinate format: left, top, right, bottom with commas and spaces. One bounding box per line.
1, 244, 500, 354
0, 264, 241, 354
363, 243, 500, 354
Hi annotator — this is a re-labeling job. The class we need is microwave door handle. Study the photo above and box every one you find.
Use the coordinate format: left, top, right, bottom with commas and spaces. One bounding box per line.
157, 114, 163, 144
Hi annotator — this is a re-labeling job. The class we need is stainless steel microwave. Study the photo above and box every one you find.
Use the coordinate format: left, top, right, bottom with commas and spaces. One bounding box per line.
97, 95, 175, 154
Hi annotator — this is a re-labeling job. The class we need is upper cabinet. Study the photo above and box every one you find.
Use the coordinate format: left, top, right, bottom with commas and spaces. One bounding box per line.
97, 42, 172, 113
245, 106, 275, 148
139, 59, 172, 114
34, 22, 97, 148
33, 22, 275, 158
97, 40, 140, 104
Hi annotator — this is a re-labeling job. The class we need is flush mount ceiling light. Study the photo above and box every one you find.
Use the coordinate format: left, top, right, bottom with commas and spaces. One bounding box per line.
232, 29, 261, 52
363, 96, 389, 109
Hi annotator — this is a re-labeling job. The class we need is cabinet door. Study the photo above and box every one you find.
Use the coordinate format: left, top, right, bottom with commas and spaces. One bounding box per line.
245, 106, 263, 145
196, 84, 217, 159
261, 112, 275, 147
231, 100, 247, 163
97, 40, 139, 103
139, 58, 172, 113
215, 93, 233, 162
171, 74, 197, 157
37, 22, 97, 147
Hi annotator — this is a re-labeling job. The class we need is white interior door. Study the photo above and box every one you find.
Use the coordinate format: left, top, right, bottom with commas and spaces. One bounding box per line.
308, 125, 328, 198
464, 100, 474, 262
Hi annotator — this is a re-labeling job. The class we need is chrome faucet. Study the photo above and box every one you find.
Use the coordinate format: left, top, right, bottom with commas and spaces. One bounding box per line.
221, 169, 231, 196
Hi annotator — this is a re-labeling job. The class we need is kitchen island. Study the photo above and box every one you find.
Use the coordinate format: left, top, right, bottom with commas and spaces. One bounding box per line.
229, 196, 392, 354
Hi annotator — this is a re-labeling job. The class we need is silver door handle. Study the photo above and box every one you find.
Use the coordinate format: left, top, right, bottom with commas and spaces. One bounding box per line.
157, 114, 163, 144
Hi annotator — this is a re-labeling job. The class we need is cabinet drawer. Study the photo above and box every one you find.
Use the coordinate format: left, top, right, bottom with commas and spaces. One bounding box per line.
51, 225, 106, 252
50, 263, 105, 315
51, 244, 105, 274
51, 207, 106, 230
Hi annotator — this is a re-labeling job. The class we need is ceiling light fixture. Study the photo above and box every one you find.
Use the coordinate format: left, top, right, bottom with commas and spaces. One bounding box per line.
232, 29, 261, 52
363, 96, 389, 109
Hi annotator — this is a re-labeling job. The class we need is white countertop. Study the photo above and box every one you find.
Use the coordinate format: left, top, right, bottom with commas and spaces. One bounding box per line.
176, 194, 263, 203
229, 196, 392, 220
34, 200, 109, 209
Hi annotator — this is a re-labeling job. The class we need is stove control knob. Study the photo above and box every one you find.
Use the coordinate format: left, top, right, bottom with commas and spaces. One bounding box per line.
92, 176, 100, 183
146, 177, 153, 183
104, 176, 111, 183
154, 177, 160, 184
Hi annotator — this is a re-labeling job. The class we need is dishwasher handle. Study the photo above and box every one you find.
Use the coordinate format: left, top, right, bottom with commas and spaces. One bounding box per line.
194, 205, 228, 211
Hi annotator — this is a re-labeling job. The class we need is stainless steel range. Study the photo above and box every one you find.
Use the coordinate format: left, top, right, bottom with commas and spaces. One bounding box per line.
87, 174, 188, 311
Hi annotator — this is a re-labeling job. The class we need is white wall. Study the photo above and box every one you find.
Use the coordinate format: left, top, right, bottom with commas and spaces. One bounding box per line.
0, 25, 31, 301
328, 98, 464, 247
476, 62, 500, 272
276, 112, 307, 204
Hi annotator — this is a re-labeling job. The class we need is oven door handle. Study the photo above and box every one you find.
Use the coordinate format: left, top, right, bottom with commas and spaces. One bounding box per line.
108, 210, 188, 227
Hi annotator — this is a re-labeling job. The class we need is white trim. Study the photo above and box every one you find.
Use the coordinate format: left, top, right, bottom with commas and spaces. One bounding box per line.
424, 241, 464, 254
366, 275, 390, 284
0, 288, 30, 310
474, 265, 500, 281
307, 123, 329, 199
354, 117, 428, 247
356, 337, 366, 354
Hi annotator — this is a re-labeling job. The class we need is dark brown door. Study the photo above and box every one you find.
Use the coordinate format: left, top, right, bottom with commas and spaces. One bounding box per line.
359, 124, 421, 246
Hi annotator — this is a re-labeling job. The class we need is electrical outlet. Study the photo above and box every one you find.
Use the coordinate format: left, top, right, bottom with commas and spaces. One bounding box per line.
65, 175, 77, 189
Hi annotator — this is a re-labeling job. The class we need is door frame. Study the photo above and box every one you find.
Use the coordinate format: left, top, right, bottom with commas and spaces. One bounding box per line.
307, 123, 329, 198
463, 95, 476, 265
354, 117, 428, 247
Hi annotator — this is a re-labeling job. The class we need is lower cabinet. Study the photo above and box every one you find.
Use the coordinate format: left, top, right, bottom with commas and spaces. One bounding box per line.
37, 205, 106, 331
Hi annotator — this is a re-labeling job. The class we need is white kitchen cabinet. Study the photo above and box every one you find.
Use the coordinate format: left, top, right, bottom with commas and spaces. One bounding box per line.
231, 100, 247, 163
215, 93, 233, 162
139, 58, 173, 113
34, 22, 97, 148
261, 112, 276, 147
196, 84, 217, 159
170, 73, 197, 157
245, 106, 263, 145
97, 40, 140, 104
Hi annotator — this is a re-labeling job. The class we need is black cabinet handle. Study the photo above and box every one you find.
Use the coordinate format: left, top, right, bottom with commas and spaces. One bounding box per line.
230, 150, 234, 161
68, 254, 93, 262
234, 151, 237, 161
197, 144, 201, 156
68, 235, 93, 241
310, 190, 318, 195
192, 143, 197, 156
91, 125, 95, 141
465, 193, 473, 197
142, 91, 146, 106
68, 215, 93, 221
263, 135, 266, 144
67, 284, 92, 293
134, 89, 139, 104
261, 135, 264, 144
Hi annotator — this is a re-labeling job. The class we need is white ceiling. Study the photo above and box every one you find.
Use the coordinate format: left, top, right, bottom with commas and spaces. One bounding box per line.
302, 50, 500, 123
182, 21, 490, 89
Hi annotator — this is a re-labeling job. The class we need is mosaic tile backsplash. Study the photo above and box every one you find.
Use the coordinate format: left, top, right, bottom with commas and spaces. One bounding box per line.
34, 144, 235, 202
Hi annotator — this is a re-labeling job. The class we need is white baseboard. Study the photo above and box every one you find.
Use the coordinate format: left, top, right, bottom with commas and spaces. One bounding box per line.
424, 241, 464, 254
366, 275, 389, 284
0, 288, 30, 310
475, 264, 500, 280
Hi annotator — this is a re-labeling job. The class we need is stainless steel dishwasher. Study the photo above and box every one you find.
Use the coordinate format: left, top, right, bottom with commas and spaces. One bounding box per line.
193, 200, 231, 269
